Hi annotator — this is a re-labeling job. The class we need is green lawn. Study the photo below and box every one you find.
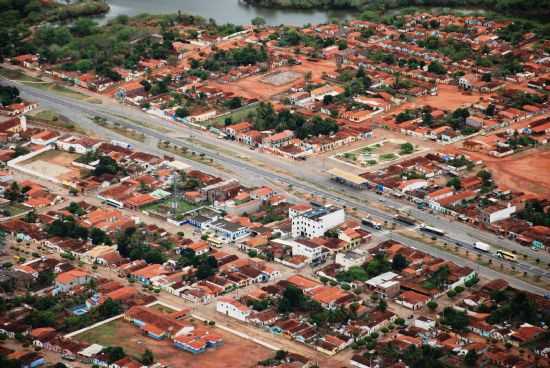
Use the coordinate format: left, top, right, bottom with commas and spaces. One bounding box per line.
211, 104, 259, 127
1, 204, 30, 217
0, 67, 89, 100
30, 110, 86, 134
0, 67, 42, 83
380, 153, 398, 161
142, 197, 198, 219
74, 319, 120, 346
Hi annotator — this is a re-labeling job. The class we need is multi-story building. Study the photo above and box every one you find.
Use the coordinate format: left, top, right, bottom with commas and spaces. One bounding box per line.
291, 205, 345, 239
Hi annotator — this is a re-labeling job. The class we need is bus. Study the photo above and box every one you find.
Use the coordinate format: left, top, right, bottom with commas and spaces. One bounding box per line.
496, 250, 517, 262
419, 224, 446, 236
362, 217, 382, 230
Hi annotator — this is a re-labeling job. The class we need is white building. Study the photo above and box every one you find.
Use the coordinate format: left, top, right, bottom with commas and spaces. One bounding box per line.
414, 316, 436, 331
271, 238, 328, 264
335, 250, 367, 270
216, 297, 252, 322
291, 205, 345, 239
481, 203, 516, 224
57, 136, 101, 154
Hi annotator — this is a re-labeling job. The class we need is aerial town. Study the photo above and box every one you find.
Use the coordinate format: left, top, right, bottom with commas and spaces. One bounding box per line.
0, 1, 549, 368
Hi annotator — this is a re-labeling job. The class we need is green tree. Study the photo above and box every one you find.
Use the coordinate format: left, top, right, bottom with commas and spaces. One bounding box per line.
391, 253, 409, 271
278, 285, 306, 314
464, 349, 478, 367
428, 61, 447, 75
141, 349, 154, 365
400, 142, 414, 155
447, 177, 461, 190
251, 16, 266, 27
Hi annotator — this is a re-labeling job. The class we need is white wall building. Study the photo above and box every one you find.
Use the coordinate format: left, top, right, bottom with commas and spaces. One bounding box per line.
481, 204, 516, 224
291, 205, 345, 239
216, 297, 251, 322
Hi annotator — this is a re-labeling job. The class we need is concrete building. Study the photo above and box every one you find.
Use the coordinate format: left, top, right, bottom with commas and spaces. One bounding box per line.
480, 203, 516, 224
291, 205, 345, 239
216, 297, 251, 321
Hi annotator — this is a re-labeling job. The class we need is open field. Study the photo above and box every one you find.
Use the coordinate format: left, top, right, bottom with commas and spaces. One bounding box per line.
96, 121, 146, 142
262, 70, 302, 86
20, 150, 81, 182
393, 84, 482, 115
29, 110, 86, 134
75, 318, 272, 368
465, 146, 550, 196
0, 67, 43, 83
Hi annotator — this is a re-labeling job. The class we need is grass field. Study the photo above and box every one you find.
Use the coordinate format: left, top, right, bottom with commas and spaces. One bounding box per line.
30, 110, 87, 134
1, 203, 30, 217
106, 123, 145, 142
0, 67, 89, 101
143, 197, 198, 220
211, 104, 258, 127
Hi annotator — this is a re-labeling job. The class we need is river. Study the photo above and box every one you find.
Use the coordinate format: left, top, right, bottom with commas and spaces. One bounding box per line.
99, 0, 355, 26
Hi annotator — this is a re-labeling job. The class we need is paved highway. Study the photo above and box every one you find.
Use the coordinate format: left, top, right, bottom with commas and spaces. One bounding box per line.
2, 77, 549, 291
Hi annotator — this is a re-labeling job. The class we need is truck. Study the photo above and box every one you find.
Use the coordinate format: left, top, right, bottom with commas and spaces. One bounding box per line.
361, 217, 382, 230
394, 214, 417, 226
473, 241, 490, 252
111, 139, 133, 150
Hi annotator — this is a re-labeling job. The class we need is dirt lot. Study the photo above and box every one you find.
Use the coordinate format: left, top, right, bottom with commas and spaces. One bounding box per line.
209, 69, 305, 100
75, 318, 272, 368
394, 84, 482, 114
465, 147, 550, 196
20, 150, 81, 181
208, 58, 337, 100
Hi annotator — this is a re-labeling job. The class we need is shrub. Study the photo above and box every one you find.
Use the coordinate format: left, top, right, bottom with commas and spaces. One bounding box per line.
447, 290, 457, 298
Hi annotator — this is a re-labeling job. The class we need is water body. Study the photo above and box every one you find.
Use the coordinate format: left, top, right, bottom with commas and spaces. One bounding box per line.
100, 0, 355, 26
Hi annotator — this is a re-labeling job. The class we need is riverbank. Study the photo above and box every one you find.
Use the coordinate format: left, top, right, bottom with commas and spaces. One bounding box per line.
243, 0, 550, 21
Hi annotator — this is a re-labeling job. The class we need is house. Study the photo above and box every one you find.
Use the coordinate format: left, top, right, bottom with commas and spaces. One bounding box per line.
399, 179, 429, 193
311, 85, 345, 101
173, 330, 223, 354
509, 324, 545, 346
262, 130, 294, 148
291, 205, 345, 239
224, 121, 251, 138
207, 219, 250, 241
310, 286, 353, 310
365, 271, 401, 299
395, 290, 430, 310
129, 264, 169, 285
0, 115, 27, 135
30, 130, 59, 146
216, 297, 252, 321
53, 269, 91, 295
57, 136, 101, 154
